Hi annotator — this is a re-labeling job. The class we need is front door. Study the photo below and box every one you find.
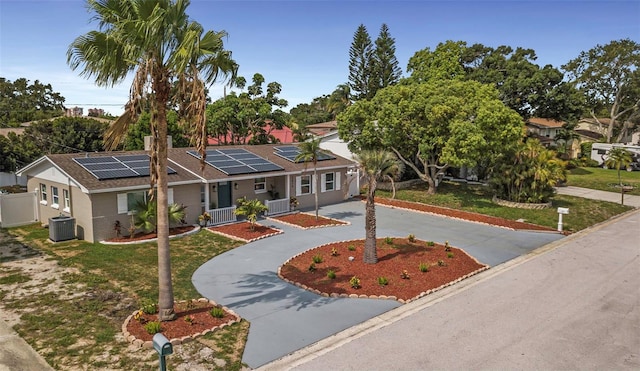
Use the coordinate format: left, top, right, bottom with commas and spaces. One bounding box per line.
217, 181, 232, 208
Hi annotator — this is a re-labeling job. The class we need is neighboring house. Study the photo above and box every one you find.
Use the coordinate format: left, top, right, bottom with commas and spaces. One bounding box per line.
577, 117, 639, 145
207, 122, 295, 145
525, 117, 565, 145
306, 120, 337, 137
17, 144, 355, 243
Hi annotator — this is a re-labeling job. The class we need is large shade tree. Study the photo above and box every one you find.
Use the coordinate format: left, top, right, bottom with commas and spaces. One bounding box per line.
338, 80, 524, 194
67, 0, 236, 321
356, 149, 403, 264
563, 39, 640, 143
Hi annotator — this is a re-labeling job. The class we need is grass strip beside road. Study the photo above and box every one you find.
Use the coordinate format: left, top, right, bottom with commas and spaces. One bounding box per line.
377, 181, 631, 232
566, 167, 640, 196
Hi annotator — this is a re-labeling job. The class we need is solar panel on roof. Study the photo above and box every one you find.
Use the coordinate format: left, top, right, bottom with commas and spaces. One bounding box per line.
73, 154, 176, 180
186, 149, 284, 175
273, 146, 336, 163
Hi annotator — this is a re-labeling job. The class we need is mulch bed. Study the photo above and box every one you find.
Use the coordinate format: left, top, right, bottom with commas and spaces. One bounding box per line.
207, 221, 283, 242
270, 212, 349, 229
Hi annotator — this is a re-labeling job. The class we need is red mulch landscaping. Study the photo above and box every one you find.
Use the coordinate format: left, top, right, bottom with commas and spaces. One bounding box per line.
125, 300, 238, 343
207, 221, 283, 242
371, 197, 556, 232
270, 212, 349, 229
279, 237, 487, 302
104, 225, 197, 243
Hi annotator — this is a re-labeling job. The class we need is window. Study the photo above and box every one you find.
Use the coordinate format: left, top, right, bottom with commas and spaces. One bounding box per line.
51, 186, 59, 209
321, 172, 341, 193
296, 175, 312, 196
117, 189, 173, 214
40, 183, 47, 205
254, 177, 266, 193
63, 189, 70, 212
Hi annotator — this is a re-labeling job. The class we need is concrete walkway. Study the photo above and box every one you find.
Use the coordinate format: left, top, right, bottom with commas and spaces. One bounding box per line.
556, 186, 640, 207
0, 316, 53, 371
192, 199, 564, 368
263, 208, 640, 370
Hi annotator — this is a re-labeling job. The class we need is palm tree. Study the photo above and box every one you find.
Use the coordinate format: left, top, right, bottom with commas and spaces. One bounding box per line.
234, 197, 268, 231
295, 138, 322, 220
67, 0, 236, 321
605, 147, 633, 205
356, 149, 403, 264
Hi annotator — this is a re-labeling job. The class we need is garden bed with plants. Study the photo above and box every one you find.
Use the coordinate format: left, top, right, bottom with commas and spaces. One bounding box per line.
269, 212, 349, 229
123, 299, 240, 345
207, 222, 283, 242
279, 237, 488, 303
103, 225, 198, 243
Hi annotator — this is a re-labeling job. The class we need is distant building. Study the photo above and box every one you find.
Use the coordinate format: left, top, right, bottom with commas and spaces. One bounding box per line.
88, 108, 105, 117
65, 107, 83, 117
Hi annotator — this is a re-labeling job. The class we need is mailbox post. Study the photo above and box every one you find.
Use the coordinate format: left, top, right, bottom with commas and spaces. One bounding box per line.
152, 333, 173, 371
557, 207, 569, 232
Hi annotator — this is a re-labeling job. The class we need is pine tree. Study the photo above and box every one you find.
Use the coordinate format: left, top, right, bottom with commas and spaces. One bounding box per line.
348, 24, 375, 101
373, 24, 402, 91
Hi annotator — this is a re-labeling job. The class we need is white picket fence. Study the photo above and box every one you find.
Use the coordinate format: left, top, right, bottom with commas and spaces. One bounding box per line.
206, 205, 237, 226
264, 198, 290, 216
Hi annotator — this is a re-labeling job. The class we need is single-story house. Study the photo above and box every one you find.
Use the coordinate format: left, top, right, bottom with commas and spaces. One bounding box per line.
525, 117, 565, 143
17, 144, 357, 243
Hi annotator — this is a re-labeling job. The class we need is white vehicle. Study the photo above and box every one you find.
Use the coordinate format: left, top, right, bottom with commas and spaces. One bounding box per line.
591, 143, 640, 170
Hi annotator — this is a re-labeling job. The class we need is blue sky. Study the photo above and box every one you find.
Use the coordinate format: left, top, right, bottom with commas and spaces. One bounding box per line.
1, 0, 639, 116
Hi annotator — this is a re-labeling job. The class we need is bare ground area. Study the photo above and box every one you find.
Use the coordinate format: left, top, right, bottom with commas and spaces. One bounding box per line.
0, 229, 248, 371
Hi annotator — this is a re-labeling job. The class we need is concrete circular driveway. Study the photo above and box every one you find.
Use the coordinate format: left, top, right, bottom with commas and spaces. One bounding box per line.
192, 199, 564, 368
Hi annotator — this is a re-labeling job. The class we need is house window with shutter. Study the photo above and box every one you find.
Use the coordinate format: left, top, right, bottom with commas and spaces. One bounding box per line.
321, 172, 341, 193
51, 186, 59, 209
39, 183, 47, 205
296, 175, 312, 196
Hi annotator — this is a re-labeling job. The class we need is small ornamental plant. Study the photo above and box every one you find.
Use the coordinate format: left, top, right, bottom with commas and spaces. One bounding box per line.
444, 241, 451, 252
140, 299, 157, 315
400, 270, 410, 279
312, 254, 323, 264
407, 234, 416, 243
133, 310, 146, 323
447, 252, 454, 259
384, 236, 394, 245
327, 270, 336, 279
426, 241, 435, 247
330, 247, 339, 257
377, 276, 389, 286
437, 259, 446, 267
184, 315, 194, 325
350, 276, 361, 289
348, 244, 356, 251
419, 262, 429, 272
308, 263, 317, 272
144, 321, 161, 335
210, 307, 225, 319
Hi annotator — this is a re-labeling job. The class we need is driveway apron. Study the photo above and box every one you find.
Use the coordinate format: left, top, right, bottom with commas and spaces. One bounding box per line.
192, 199, 564, 368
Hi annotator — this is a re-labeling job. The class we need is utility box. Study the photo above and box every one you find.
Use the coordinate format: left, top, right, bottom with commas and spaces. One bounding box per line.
49, 216, 76, 242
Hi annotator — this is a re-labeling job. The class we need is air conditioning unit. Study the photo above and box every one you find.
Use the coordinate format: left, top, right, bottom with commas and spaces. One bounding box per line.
49, 216, 76, 242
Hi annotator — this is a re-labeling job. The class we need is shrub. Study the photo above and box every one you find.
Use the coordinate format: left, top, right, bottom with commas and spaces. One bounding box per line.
384, 237, 394, 244
348, 244, 356, 251
308, 263, 316, 272
419, 262, 429, 272
312, 254, 323, 264
437, 259, 446, 266
330, 248, 338, 257
377, 276, 389, 286
210, 307, 225, 318
140, 299, 157, 314
426, 241, 435, 247
327, 270, 336, 279
144, 321, 161, 335
350, 276, 361, 289
447, 252, 454, 258
184, 315, 194, 325
407, 234, 416, 243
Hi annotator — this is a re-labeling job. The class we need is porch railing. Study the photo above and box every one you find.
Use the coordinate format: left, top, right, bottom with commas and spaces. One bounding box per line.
264, 198, 290, 216
207, 205, 237, 226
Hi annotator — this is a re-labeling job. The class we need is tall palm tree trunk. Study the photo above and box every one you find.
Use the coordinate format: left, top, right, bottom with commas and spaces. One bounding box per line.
155, 76, 175, 321
363, 179, 377, 264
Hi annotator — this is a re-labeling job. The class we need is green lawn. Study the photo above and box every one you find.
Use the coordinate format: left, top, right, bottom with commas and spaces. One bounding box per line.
0, 226, 248, 370
566, 167, 640, 196
377, 181, 631, 232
